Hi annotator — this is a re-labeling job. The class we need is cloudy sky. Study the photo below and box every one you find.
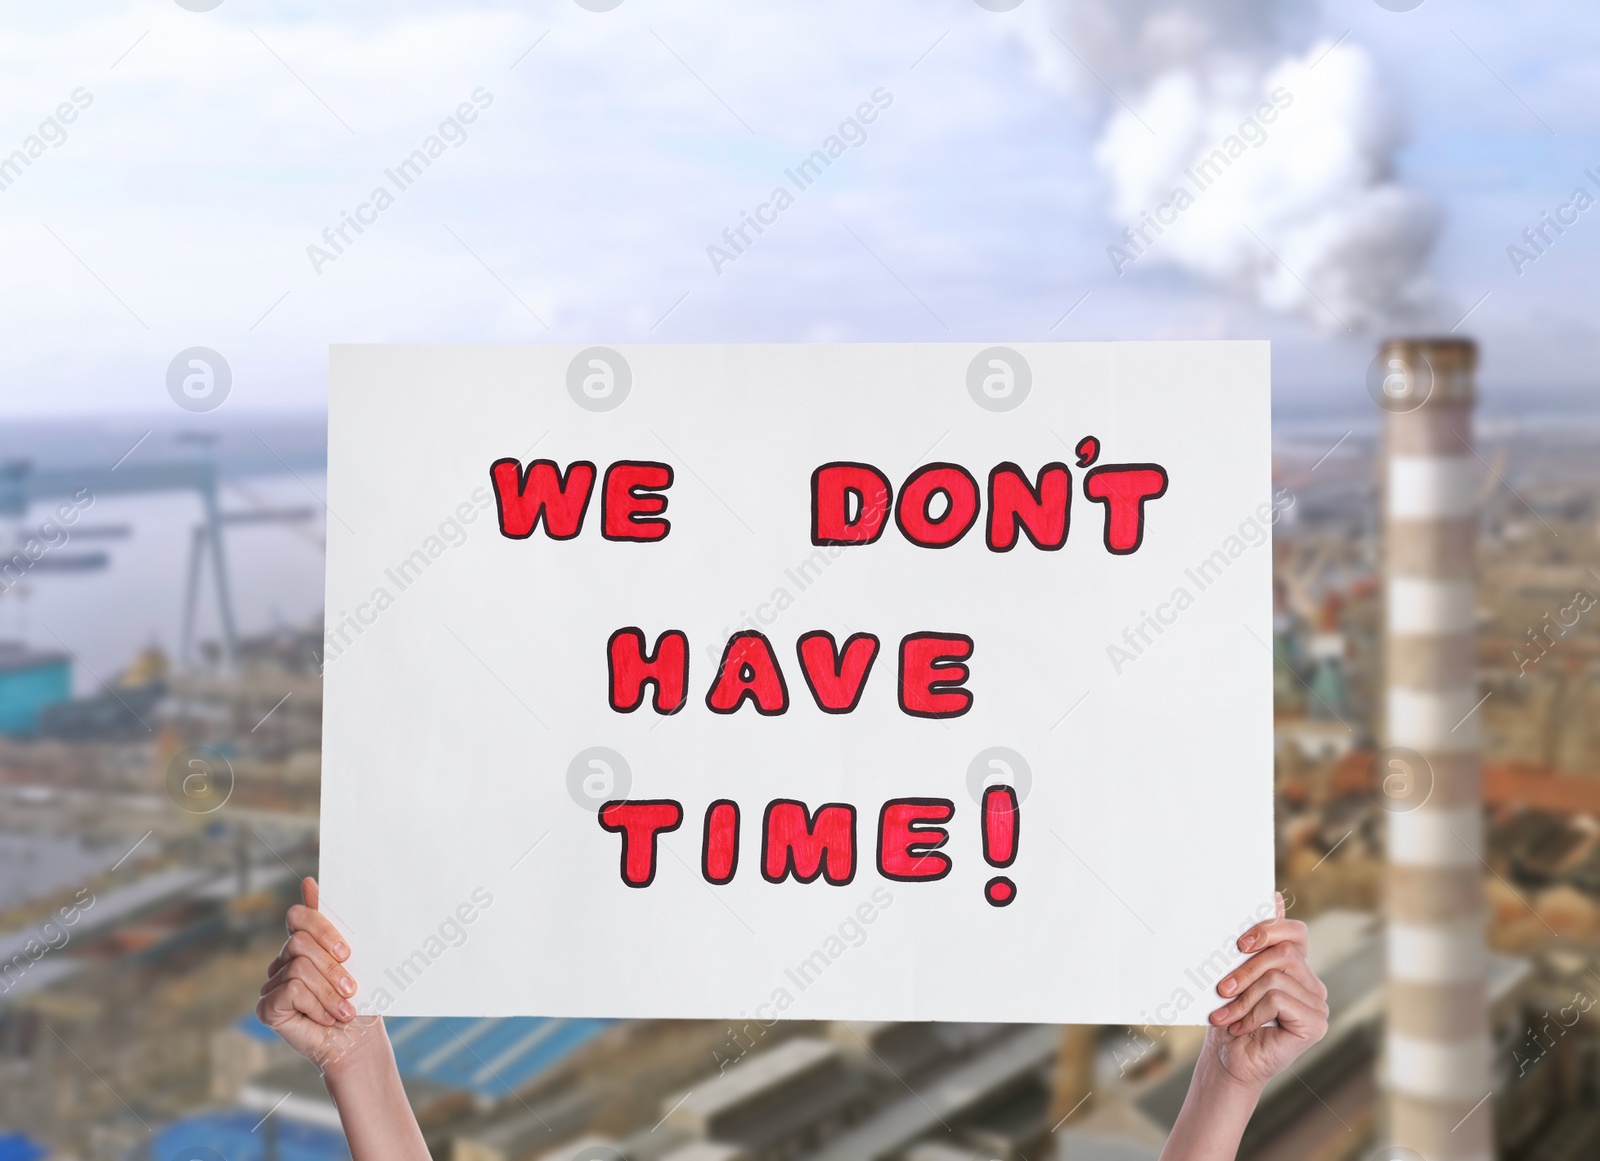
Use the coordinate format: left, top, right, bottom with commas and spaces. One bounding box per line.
1, 0, 1595, 419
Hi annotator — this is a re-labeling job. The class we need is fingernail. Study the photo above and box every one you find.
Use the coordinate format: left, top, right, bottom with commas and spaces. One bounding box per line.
338, 1002, 354, 1020
1211, 1007, 1229, 1024
333, 942, 350, 959
338, 977, 355, 996
1229, 1020, 1244, 1035
1219, 976, 1237, 996
1239, 934, 1255, 951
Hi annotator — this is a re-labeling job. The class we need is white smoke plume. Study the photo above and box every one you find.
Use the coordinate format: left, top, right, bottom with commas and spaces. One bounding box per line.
1056, 0, 1440, 332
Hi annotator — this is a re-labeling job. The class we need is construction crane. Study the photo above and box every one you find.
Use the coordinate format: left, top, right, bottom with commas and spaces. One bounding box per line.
179, 503, 318, 667
0, 435, 326, 671
0, 453, 241, 667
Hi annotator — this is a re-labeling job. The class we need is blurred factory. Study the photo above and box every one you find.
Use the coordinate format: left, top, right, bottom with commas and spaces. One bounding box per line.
1, 342, 1600, 1160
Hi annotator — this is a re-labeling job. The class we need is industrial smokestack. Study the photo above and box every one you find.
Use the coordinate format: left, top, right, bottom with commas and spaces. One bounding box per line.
1377, 338, 1492, 1160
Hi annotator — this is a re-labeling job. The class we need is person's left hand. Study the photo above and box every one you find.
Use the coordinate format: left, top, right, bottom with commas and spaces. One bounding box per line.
258, 877, 377, 1074
1200, 892, 1329, 1092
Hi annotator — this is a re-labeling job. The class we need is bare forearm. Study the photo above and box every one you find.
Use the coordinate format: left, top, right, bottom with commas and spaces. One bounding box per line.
1158, 1052, 1262, 1161
322, 1028, 430, 1161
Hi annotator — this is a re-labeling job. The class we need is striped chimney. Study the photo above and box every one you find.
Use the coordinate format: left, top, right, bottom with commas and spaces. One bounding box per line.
1376, 338, 1493, 1160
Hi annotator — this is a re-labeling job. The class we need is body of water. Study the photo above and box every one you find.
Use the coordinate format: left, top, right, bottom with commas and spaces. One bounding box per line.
0, 414, 328, 689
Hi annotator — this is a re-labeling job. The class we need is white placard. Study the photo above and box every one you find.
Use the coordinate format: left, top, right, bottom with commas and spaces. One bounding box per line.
322, 342, 1277, 1024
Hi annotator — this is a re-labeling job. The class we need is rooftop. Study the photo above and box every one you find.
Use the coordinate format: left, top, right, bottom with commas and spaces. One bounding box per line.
0, 643, 68, 675
150, 1108, 350, 1161
386, 1014, 612, 1098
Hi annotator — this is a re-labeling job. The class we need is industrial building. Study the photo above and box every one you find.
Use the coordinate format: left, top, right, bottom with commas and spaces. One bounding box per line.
0, 645, 70, 736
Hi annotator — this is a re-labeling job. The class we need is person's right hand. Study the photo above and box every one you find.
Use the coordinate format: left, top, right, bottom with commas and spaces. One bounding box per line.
258, 877, 372, 1070
1201, 892, 1328, 1092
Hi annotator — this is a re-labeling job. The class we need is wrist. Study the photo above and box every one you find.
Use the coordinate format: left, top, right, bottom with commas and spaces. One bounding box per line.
1191, 1043, 1265, 1106
316, 1018, 393, 1084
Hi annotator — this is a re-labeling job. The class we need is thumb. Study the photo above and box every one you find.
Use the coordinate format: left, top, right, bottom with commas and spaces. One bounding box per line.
302, 876, 320, 910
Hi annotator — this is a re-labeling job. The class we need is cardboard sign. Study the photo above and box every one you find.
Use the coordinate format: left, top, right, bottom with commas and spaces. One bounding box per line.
322, 342, 1277, 1024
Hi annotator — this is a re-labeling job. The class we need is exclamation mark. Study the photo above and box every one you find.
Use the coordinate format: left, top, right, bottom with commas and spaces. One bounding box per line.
981, 785, 1019, 907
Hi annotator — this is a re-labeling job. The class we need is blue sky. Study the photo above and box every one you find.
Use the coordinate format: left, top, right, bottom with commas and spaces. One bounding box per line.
0, 0, 1595, 419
